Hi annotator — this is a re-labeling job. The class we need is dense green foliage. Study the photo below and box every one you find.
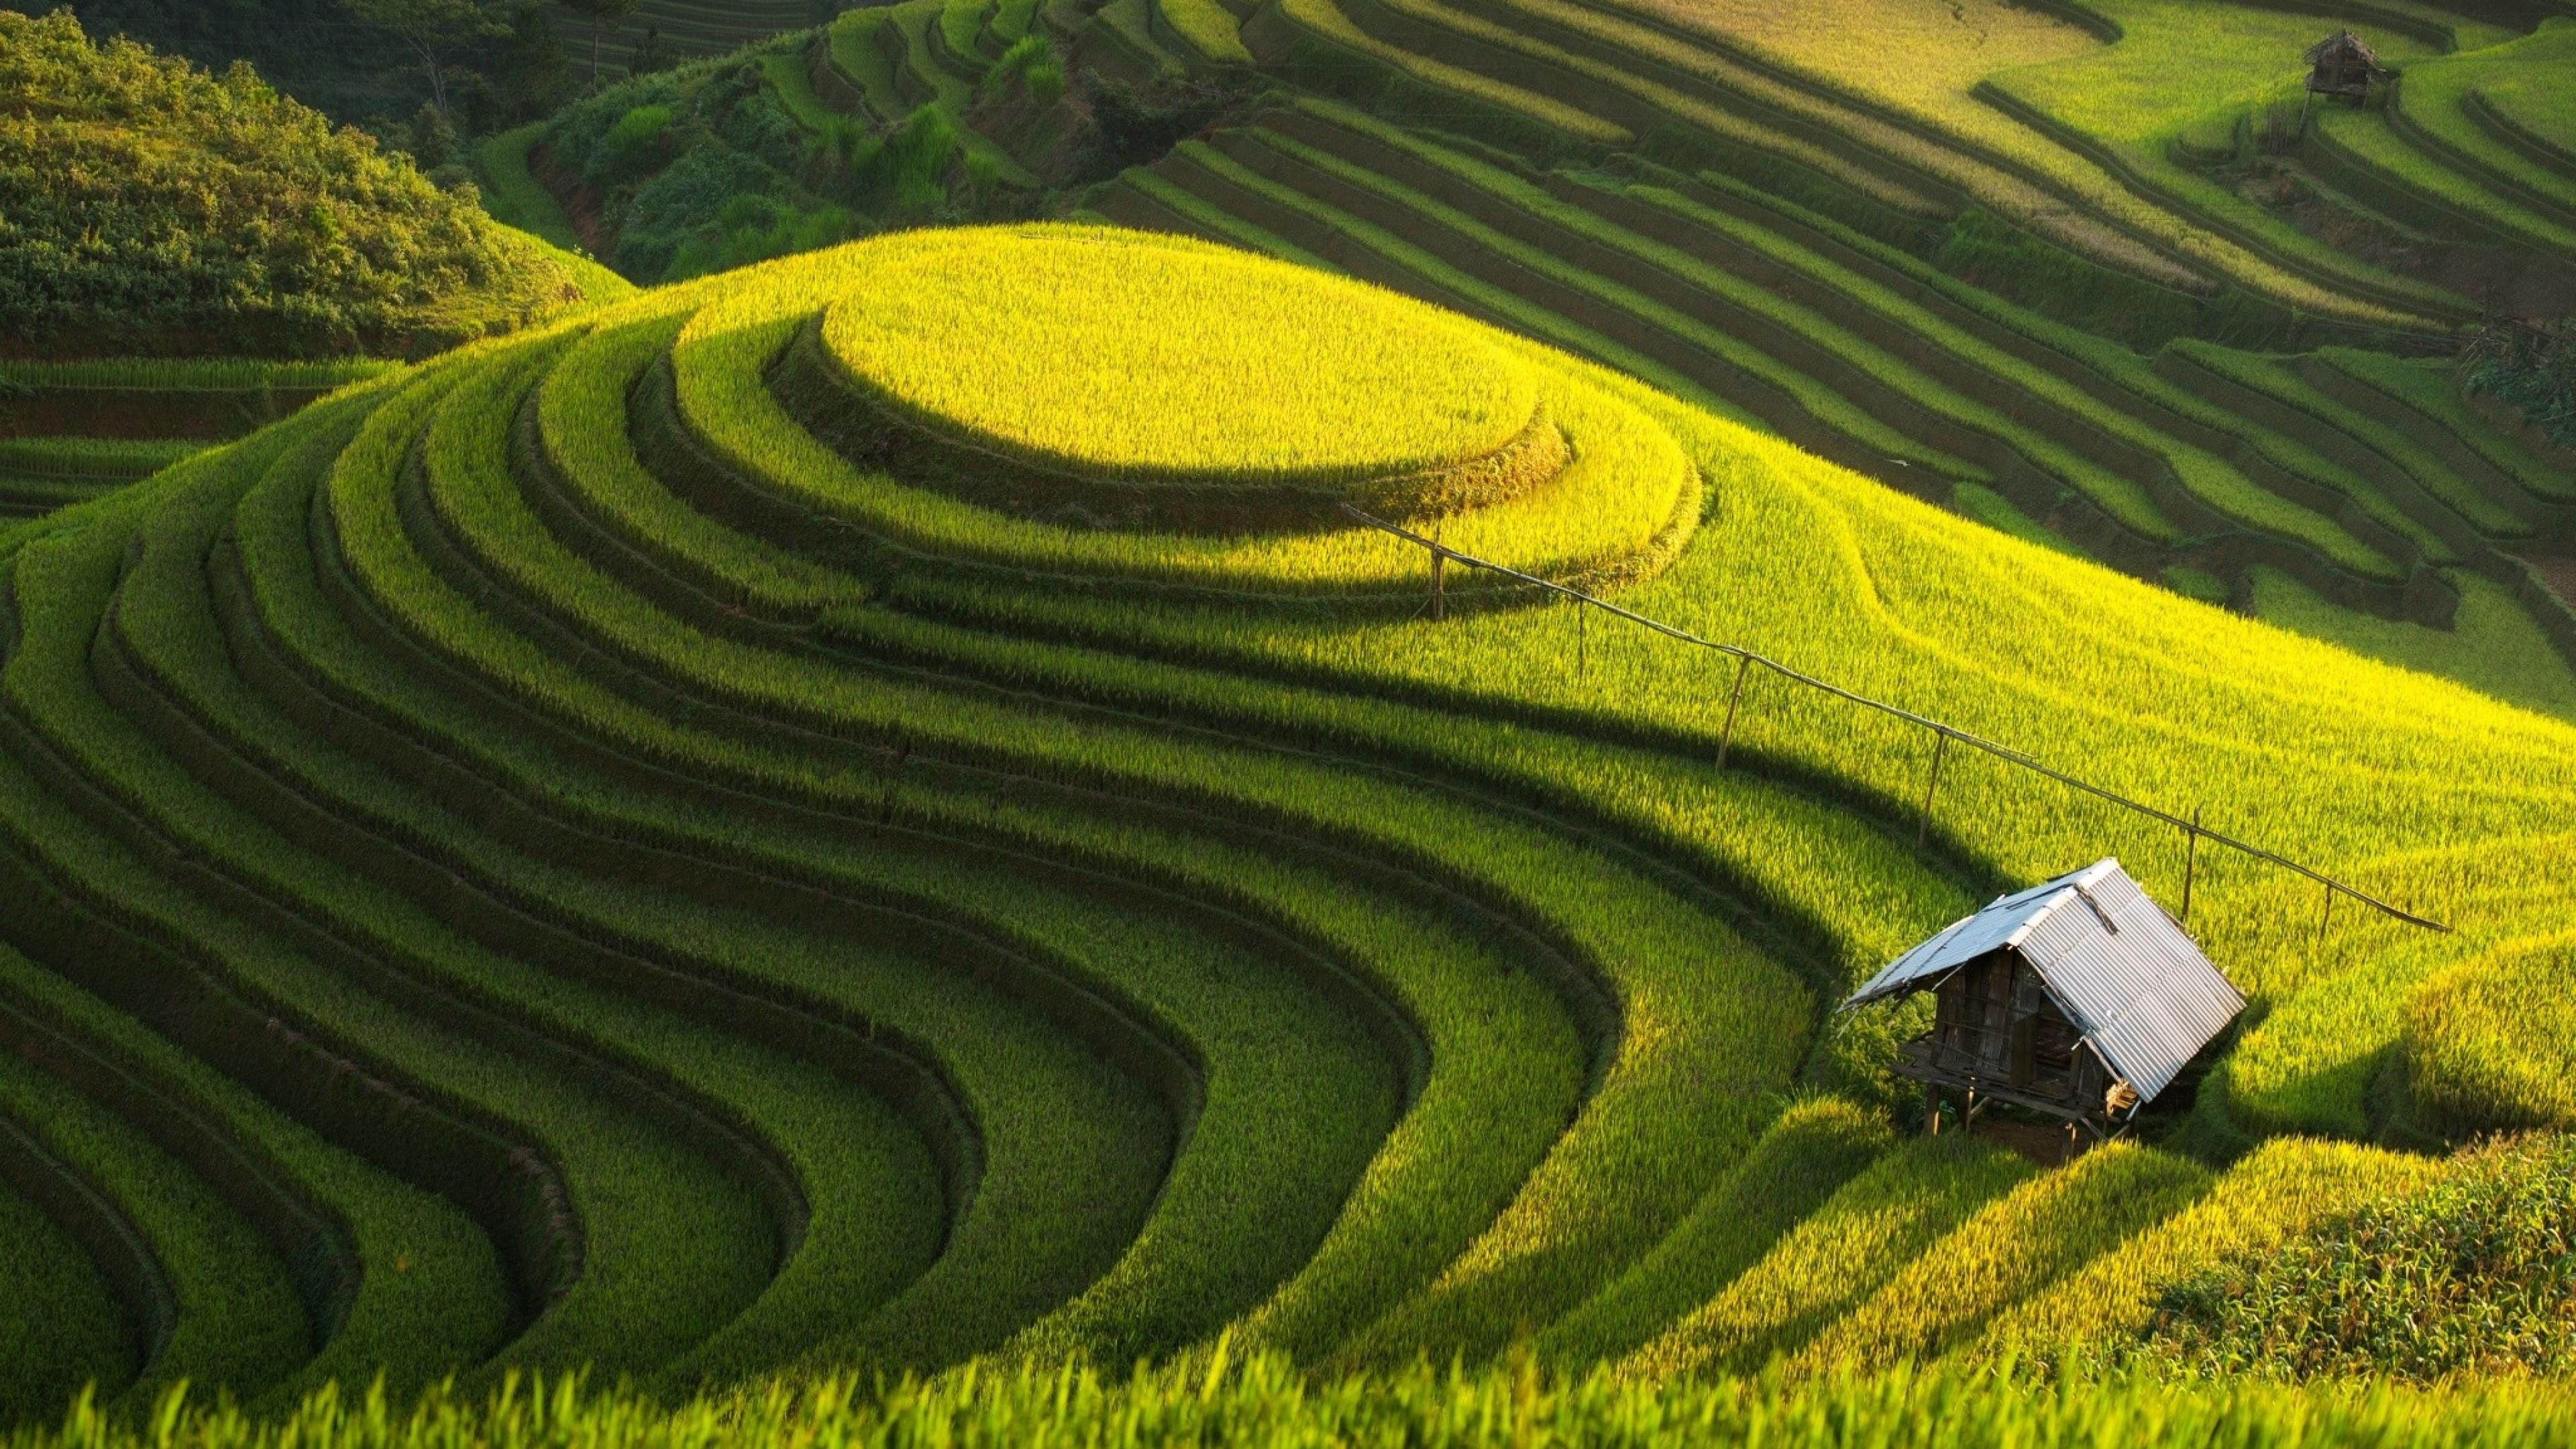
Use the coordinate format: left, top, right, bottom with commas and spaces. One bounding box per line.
2467, 319, 2576, 452
0, 12, 580, 353
2149, 1135, 2576, 1384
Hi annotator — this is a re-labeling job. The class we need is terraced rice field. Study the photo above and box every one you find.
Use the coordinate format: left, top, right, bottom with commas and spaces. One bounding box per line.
0, 360, 398, 523
1091, 89, 2576, 705
8, 219, 2576, 1428
550, 0, 828, 72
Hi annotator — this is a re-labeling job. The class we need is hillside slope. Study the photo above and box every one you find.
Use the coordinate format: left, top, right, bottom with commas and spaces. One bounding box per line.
0, 11, 597, 356
0, 14, 630, 526
3, 225, 2571, 1422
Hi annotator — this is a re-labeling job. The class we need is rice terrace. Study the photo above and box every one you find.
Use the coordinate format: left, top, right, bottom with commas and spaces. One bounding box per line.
5, 0, 2576, 1442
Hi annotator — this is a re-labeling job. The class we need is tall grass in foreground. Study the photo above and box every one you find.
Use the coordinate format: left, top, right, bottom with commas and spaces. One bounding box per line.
21, 1354, 2576, 1449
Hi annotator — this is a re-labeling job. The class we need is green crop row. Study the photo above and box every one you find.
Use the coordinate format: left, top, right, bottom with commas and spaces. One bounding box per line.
324, 347, 1189, 1386
0, 930, 516, 1413
1155, 0, 1253, 65
1507, 0, 2429, 323
1214, 124, 1980, 484
989, 0, 1040, 48
310, 329, 1612, 1371
810, 228, 1542, 488
460, 390, 1776, 1363
908, 351, 2576, 1034
239, 360, 1232, 1383
0, 439, 199, 482
1355, 0, 1954, 220
826, 10, 910, 119
1537, 176, 2409, 573
1617, 1134, 2034, 1379
2147, 1132, 2576, 1383
469, 126, 588, 258
1788, 1140, 2209, 1372
1111, 168, 1342, 273
1159, 141, 1766, 428
937, 0, 991, 72
0, 359, 400, 395
1974, 1136, 2447, 1369
787, 608, 1982, 1362
9, 374, 808, 1387
537, 307, 855, 623
2475, 51, 2576, 168
1282, 101, 2364, 556
2165, 340, 2528, 538
0, 435, 529, 1409
412, 345, 1413, 1375
755, 52, 842, 134
499, 301, 1648, 1350
0, 1040, 305, 1409
2388, 27, 2576, 223
667, 227, 1695, 594
2402, 936, 2576, 1140
202, 394, 1166, 1391
301, 303, 1860, 1369
0, 1159, 130, 1428
1611, 166, 2432, 571
2312, 105, 2576, 258
1670, 164, 2469, 565
1535, 1097, 1891, 1366
1272, 0, 1631, 144
2311, 349, 2576, 506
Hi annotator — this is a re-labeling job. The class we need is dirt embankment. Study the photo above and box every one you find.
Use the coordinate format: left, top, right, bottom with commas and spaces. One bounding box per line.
531, 143, 617, 261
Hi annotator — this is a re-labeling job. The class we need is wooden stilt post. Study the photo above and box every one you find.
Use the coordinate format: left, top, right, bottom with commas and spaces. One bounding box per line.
1429, 529, 1446, 621
1576, 602, 1587, 681
1925, 1081, 1941, 1136
1918, 731, 1950, 847
2318, 880, 2335, 952
1716, 655, 1752, 771
2181, 806, 2203, 924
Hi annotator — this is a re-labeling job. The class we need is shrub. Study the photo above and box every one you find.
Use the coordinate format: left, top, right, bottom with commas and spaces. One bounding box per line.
2465, 317, 2576, 451
590, 103, 676, 187
0, 12, 567, 354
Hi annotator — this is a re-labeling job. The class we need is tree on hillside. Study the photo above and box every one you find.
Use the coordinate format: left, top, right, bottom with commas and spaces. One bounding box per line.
340, 0, 502, 113
555, 0, 639, 90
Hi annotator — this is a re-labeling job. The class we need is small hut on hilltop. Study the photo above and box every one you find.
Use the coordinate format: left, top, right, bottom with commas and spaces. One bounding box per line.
2305, 29, 2387, 106
1839, 859, 2244, 1160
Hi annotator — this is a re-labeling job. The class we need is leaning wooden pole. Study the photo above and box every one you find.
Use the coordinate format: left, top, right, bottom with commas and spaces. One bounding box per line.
2182, 805, 2203, 924
1716, 655, 1752, 771
1919, 731, 1950, 846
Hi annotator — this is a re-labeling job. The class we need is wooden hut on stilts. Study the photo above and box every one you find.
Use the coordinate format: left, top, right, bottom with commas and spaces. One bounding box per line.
1837, 860, 2245, 1164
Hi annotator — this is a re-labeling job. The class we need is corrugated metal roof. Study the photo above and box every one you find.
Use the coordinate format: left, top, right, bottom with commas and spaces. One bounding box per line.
1839, 859, 2245, 1103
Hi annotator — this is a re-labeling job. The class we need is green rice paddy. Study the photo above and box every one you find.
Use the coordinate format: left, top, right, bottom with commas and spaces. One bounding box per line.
9, 0, 2576, 1436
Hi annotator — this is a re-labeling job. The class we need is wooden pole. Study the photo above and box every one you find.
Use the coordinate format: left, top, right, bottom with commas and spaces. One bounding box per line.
1716, 655, 1752, 771
1429, 530, 1446, 622
1576, 602, 1587, 681
1918, 731, 1950, 847
2181, 806, 2202, 924
1925, 1081, 1941, 1136
2318, 880, 2334, 952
